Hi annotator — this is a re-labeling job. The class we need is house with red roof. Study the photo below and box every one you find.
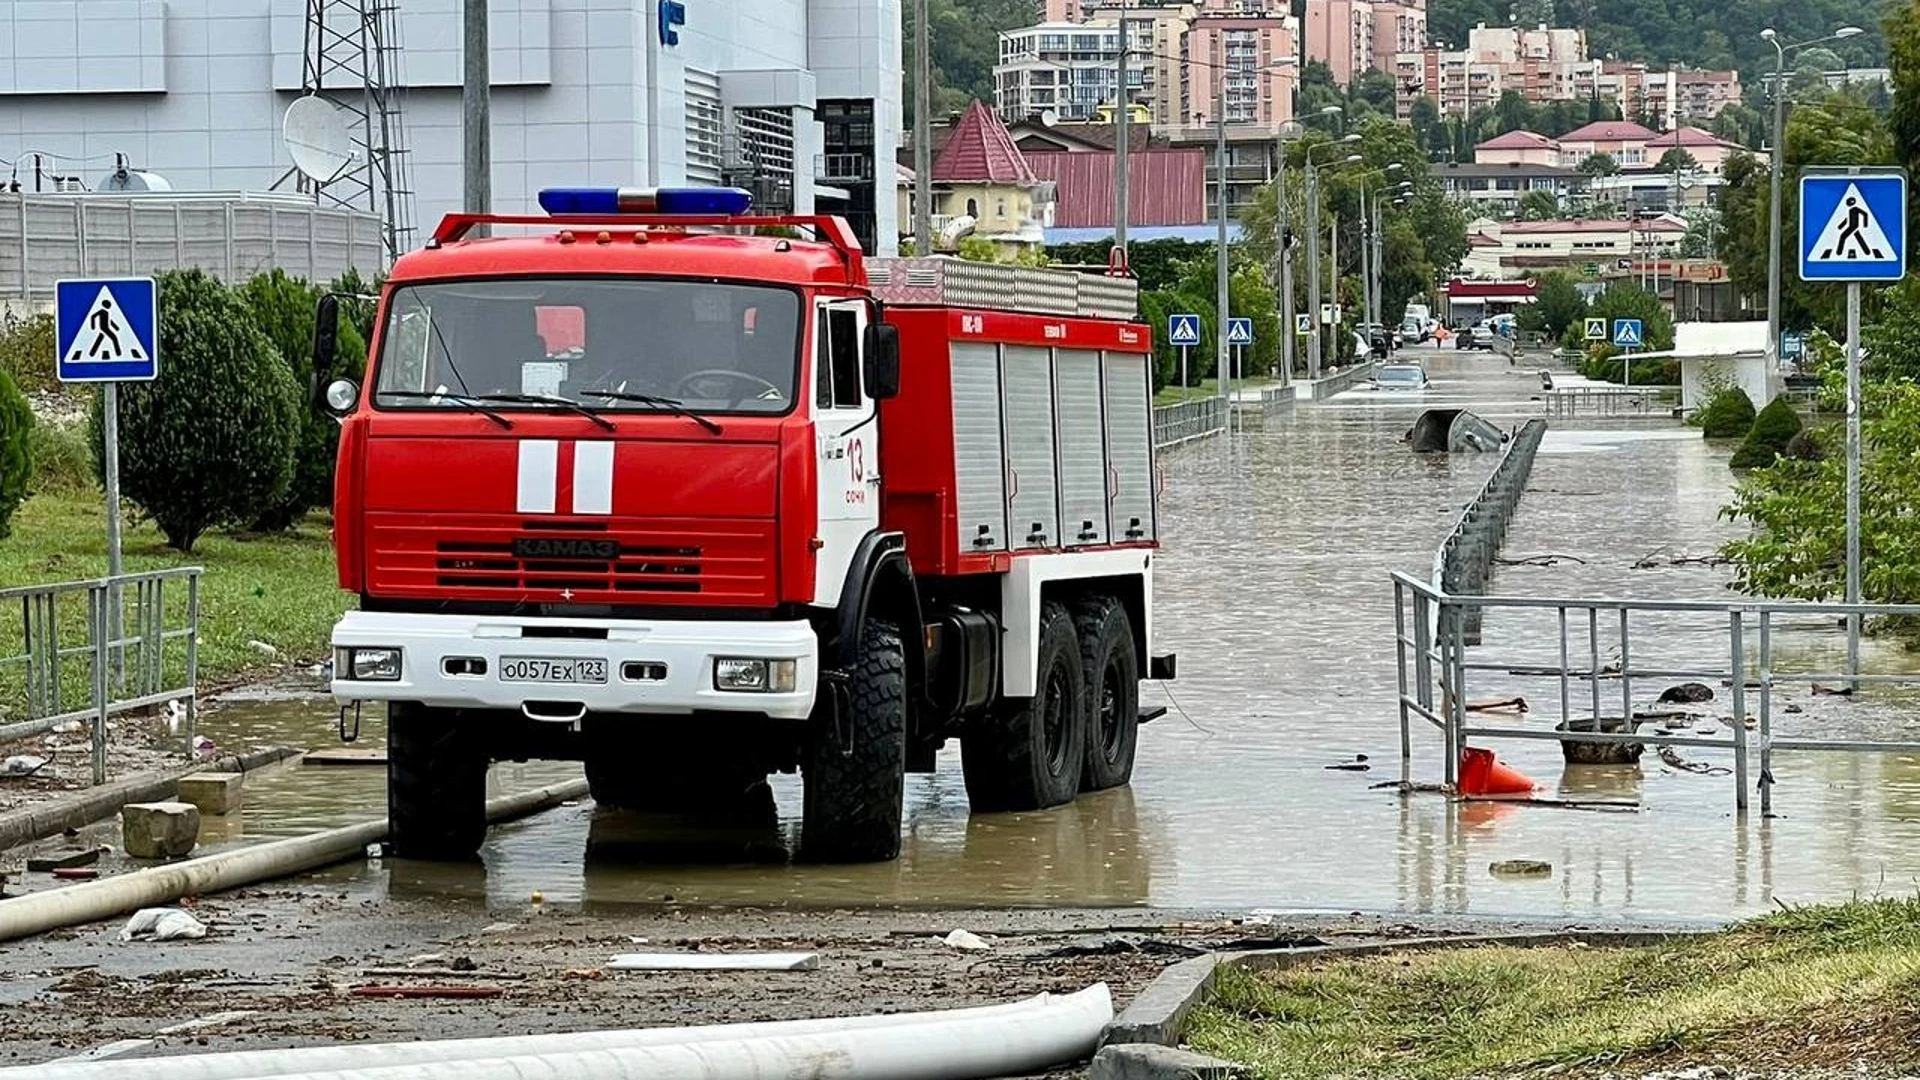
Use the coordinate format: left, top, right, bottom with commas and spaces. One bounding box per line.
1557, 119, 1661, 169
1474, 130, 1563, 168
1644, 126, 1747, 174
903, 101, 1056, 255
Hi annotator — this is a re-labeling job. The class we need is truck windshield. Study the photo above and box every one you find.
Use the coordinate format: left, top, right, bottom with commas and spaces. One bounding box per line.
372, 278, 801, 415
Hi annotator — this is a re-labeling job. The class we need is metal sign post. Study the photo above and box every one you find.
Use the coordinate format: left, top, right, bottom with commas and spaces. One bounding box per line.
1800, 169, 1908, 686
1612, 319, 1644, 389
55, 277, 160, 696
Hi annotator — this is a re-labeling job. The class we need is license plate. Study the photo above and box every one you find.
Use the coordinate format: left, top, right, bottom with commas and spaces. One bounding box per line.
499, 657, 608, 684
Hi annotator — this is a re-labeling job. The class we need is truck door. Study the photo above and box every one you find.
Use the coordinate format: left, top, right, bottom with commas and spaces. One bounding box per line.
811, 298, 882, 607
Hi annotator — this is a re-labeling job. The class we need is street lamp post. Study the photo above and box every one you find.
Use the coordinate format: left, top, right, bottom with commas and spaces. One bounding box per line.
1761, 24, 1863, 366
1304, 136, 1361, 380
1115, 0, 1132, 258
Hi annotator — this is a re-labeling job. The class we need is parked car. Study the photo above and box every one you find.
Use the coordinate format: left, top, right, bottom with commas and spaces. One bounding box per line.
1369, 362, 1430, 391
1455, 324, 1494, 350
1400, 317, 1429, 343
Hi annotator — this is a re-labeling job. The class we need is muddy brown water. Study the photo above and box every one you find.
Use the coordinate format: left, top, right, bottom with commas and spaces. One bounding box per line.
135, 350, 1920, 921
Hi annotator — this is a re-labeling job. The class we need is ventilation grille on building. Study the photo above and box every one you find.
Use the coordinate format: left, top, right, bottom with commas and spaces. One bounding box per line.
686, 69, 724, 184
867, 258, 1139, 320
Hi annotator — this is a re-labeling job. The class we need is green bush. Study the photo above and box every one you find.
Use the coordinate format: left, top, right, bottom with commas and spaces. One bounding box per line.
241, 270, 331, 532
92, 269, 301, 552
29, 421, 92, 493
0, 311, 57, 394
0, 368, 33, 540
1730, 396, 1805, 469
1698, 387, 1758, 439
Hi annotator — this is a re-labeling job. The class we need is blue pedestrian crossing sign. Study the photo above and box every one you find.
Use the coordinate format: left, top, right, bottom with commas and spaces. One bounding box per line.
1799, 172, 1906, 282
1167, 313, 1201, 348
56, 278, 159, 383
1225, 317, 1254, 347
1611, 318, 1644, 348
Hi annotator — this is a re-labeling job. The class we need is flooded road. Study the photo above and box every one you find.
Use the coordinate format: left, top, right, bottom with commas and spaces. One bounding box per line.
181, 351, 1920, 921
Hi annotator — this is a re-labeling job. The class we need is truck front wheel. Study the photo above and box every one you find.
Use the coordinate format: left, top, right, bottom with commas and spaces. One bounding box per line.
801, 618, 907, 863
387, 702, 488, 860
1077, 594, 1139, 792
962, 601, 1087, 812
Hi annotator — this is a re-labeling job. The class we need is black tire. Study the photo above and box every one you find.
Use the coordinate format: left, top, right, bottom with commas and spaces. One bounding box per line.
962, 601, 1087, 812
1076, 595, 1139, 792
801, 619, 907, 863
387, 702, 488, 860
584, 731, 768, 817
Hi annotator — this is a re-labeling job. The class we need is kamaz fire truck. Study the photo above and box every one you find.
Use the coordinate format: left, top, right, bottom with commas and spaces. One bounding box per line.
314, 186, 1173, 862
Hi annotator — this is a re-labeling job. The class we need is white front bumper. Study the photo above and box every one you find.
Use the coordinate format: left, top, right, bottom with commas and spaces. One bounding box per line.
330, 610, 820, 720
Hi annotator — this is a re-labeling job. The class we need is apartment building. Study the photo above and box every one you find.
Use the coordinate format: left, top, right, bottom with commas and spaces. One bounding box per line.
996, 19, 1154, 123
1302, 0, 1426, 87
1180, 8, 1298, 129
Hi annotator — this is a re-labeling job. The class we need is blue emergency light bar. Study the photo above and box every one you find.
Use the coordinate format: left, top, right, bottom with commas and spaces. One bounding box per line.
536, 186, 754, 216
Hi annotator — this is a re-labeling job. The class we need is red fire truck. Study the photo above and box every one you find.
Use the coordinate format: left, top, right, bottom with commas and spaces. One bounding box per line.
314, 186, 1173, 862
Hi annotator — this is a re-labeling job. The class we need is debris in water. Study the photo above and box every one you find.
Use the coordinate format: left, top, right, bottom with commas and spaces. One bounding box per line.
1811, 684, 1856, 698
1466, 697, 1530, 714
606, 952, 819, 972
121, 908, 208, 942
27, 848, 102, 873
2, 755, 50, 778
1657, 682, 1715, 705
480, 922, 519, 936
1489, 860, 1553, 878
1324, 755, 1371, 772
52, 867, 100, 881
351, 984, 503, 1000
942, 929, 992, 952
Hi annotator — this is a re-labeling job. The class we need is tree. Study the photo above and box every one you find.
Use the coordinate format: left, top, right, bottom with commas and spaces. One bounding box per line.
1527, 271, 1587, 338
1517, 189, 1561, 221
1409, 96, 1444, 154
1577, 152, 1620, 177
92, 270, 301, 552
1510, 0, 1555, 26
1679, 207, 1723, 258
1889, 0, 1920, 264
0, 367, 31, 541
1657, 148, 1700, 175
241, 269, 331, 532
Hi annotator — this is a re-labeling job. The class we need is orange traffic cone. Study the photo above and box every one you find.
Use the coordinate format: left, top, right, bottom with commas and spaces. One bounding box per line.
1459, 746, 1537, 798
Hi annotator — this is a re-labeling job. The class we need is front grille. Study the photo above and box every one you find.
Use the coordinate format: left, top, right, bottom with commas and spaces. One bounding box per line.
436, 538, 704, 593
367, 514, 777, 605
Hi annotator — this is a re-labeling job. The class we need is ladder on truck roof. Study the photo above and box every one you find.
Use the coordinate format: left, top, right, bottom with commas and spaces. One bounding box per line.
866, 257, 1139, 322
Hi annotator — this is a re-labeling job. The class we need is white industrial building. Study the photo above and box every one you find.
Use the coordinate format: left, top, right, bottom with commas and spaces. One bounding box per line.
0, 0, 902, 258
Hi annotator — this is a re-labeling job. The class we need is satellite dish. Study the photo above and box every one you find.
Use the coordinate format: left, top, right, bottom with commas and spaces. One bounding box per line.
283, 96, 356, 184
1039, 109, 1060, 127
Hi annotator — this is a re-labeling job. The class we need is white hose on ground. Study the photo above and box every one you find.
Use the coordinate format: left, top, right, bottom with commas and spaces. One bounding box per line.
0, 779, 589, 947
1, 993, 1072, 1080
236, 984, 1112, 1080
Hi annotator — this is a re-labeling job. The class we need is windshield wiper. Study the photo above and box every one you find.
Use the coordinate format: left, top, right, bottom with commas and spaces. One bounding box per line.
376, 390, 515, 429
579, 390, 723, 435
473, 393, 616, 432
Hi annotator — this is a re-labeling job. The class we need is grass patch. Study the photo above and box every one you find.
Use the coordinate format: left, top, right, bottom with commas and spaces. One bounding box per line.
1154, 377, 1280, 405
0, 487, 349, 707
1186, 899, 1920, 1079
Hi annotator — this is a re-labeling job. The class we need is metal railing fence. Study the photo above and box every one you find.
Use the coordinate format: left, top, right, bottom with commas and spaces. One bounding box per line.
0, 569, 202, 784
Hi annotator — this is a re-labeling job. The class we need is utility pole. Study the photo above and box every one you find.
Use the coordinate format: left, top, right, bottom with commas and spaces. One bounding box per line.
914, 0, 933, 255
1276, 148, 1292, 384
1306, 164, 1322, 380
1215, 99, 1229, 404
1114, 0, 1131, 257
462, 0, 490, 231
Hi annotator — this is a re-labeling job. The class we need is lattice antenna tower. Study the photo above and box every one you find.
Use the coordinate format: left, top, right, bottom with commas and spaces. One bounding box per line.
296, 0, 415, 259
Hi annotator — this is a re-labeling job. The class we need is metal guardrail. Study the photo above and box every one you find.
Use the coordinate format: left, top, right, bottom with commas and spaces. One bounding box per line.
1430, 418, 1547, 644
1543, 385, 1659, 417
0, 569, 202, 784
1152, 397, 1225, 449
1393, 571, 1920, 814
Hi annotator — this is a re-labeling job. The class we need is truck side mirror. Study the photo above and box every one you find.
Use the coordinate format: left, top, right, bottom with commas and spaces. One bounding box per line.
311, 293, 340, 408
864, 322, 901, 401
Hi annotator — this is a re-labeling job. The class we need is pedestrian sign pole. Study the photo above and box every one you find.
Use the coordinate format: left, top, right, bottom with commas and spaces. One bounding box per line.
1611, 319, 1644, 389
1225, 317, 1253, 407
1800, 168, 1908, 686
55, 277, 160, 699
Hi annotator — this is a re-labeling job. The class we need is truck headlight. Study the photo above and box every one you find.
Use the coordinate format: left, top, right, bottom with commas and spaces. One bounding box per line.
337, 646, 403, 681
714, 658, 798, 693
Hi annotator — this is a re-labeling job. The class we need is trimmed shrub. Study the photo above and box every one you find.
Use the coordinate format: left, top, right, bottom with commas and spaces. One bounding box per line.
241, 269, 329, 532
92, 269, 301, 552
0, 367, 33, 540
1698, 387, 1758, 439
1730, 396, 1805, 469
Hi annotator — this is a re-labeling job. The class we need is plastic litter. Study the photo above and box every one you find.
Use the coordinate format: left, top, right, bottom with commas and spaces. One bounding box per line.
2, 755, 50, 778
942, 929, 992, 952
121, 908, 208, 942
607, 952, 818, 972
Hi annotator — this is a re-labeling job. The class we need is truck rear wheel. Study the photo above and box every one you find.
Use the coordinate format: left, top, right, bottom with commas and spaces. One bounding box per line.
962, 601, 1087, 812
387, 702, 488, 861
801, 618, 907, 863
1076, 594, 1139, 792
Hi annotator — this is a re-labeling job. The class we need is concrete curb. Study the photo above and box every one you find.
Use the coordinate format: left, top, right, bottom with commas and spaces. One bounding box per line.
0, 745, 303, 854
1101, 928, 1711, 1051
